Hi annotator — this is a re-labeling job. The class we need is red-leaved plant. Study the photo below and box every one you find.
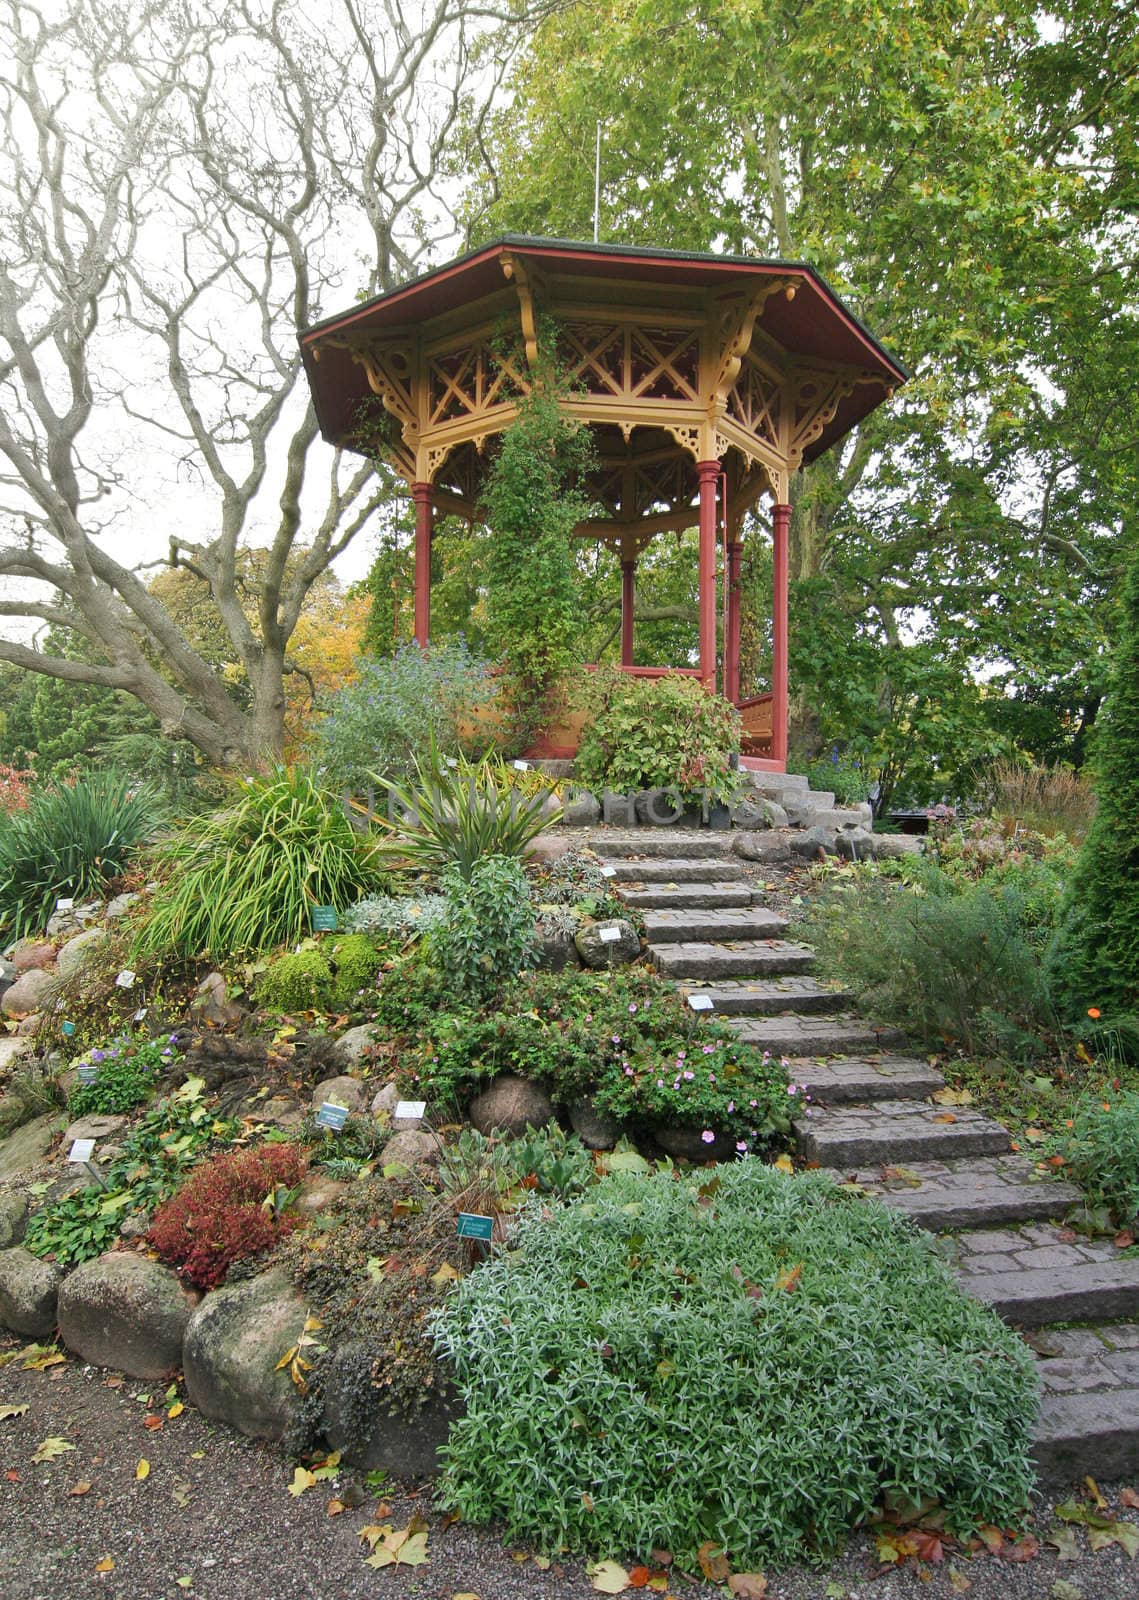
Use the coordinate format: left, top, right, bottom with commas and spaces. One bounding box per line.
0, 765, 34, 815
148, 1145, 307, 1289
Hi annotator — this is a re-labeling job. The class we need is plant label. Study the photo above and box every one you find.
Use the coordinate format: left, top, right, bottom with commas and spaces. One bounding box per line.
115, 970, 136, 988
512, 759, 529, 771
69, 1139, 96, 1164
315, 1102, 349, 1131
77, 1064, 99, 1084
687, 994, 715, 1012
394, 1100, 426, 1121
310, 905, 338, 932
132, 1008, 148, 1023
457, 1212, 494, 1242
55, 897, 74, 911
598, 925, 622, 943
599, 865, 616, 878
60, 1021, 76, 1037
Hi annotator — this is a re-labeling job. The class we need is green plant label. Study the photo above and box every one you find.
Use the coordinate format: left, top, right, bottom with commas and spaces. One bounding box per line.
315, 1102, 349, 1131
77, 1064, 99, 1084
457, 1212, 494, 1241
687, 994, 715, 1012
68, 1139, 96, 1164
60, 1020, 76, 1037
394, 1100, 426, 1120
310, 905, 338, 931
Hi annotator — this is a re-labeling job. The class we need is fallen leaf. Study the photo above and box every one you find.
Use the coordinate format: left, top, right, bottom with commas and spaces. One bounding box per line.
167, 1402, 184, 1420
697, 1542, 731, 1582
288, 1466, 316, 1497
135, 1459, 150, 1481
581, 1490, 595, 1512
172, 1479, 193, 1507
143, 1415, 164, 1431
1023, 1127, 1047, 1142
1120, 1487, 1139, 1509
913, 1531, 945, 1564
975, 1525, 1003, 1554
0, 1404, 29, 1420
946, 1567, 972, 1594
589, 1561, 630, 1593
932, 1087, 973, 1106
532, 1555, 550, 1569
95, 1556, 114, 1573
728, 1574, 768, 1598
176, 1579, 194, 1591
932, 1113, 957, 1124
326, 1498, 346, 1517
21, 1344, 65, 1371
1085, 1475, 1107, 1508
772, 1154, 794, 1175
431, 1262, 461, 1286
627, 1567, 650, 1588
999, 1534, 1040, 1563
1049, 1582, 1083, 1600
5, 1470, 19, 1482
775, 1262, 802, 1294
364, 1524, 429, 1568
68, 1480, 93, 1497
32, 1437, 75, 1463
1045, 1525, 1081, 1560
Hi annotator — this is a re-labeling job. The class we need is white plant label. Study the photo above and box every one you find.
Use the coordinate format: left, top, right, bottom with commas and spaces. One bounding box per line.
69, 1139, 96, 1164
132, 1008, 148, 1023
115, 970, 136, 989
599, 866, 616, 878
513, 759, 529, 771
394, 1100, 426, 1121
598, 925, 622, 944
687, 994, 715, 1012
56, 897, 75, 911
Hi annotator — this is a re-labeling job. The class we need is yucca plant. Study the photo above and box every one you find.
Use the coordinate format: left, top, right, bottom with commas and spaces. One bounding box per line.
360, 745, 559, 879
0, 771, 164, 939
131, 766, 385, 960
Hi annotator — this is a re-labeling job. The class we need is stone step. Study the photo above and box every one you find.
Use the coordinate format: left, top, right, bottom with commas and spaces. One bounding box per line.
796, 1099, 1011, 1168
804, 807, 871, 831
650, 940, 817, 980
745, 770, 810, 795
954, 1222, 1139, 1328
786, 790, 835, 818
620, 883, 755, 910
846, 1153, 1080, 1231
604, 857, 748, 883
727, 1014, 907, 1056
787, 1052, 945, 1103
643, 907, 788, 944
1029, 1326, 1139, 1482
676, 976, 852, 1017
590, 830, 734, 859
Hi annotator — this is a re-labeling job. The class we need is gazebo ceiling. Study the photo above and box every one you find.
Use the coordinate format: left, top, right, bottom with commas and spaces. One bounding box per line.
299, 235, 908, 518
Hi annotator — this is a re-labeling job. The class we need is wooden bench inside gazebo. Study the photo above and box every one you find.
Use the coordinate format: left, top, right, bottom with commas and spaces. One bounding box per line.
300, 236, 906, 771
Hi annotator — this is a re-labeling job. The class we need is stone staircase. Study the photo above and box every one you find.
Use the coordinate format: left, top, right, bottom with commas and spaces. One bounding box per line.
598, 828, 1139, 1484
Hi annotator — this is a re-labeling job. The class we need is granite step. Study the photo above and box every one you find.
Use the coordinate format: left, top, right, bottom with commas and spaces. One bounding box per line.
1029, 1325, 1139, 1481
846, 1153, 1080, 1231
643, 907, 788, 943
650, 940, 817, 980
796, 1099, 1011, 1168
954, 1222, 1139, 1328
727, 1014, 906, 1056
590, 830, 735, 859
604, 857, 748, 884
787, 1052, 945, 1104
620, 883, 755, 910
675, 976, 852, 1017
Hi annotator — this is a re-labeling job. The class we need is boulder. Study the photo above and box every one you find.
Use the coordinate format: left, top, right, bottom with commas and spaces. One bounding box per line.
468, 1075, 554, 1138
45, 900, 103, 938
0, 1192, 28, 1250
568, 1097, 620, 1151
864, 832, 924, 860
0, 1111, 63, 1181
536, 924, 581, 972
370, 1081, 400, 1117
295, 1173, 348, 1218
56, 928, 110, 981
598, 790, 636, 826
1, 967, 56, 1019
382, 1128, 443, 1169
526, 833, 572, 867
0, 1247, 62, 1337
15, 1014, 41, 1035
732, 829, 792, 864
320, 1338, 461, 1474
562, 788, 601, 827
790, 825, 838, 859
104, 892, 140, 921
311, 1074, 364, 1115
62, 1113, 127, 1145
11, 940, 56, 974
575, 918, 640, 969
633, 788, 699, 827
333, 1025, 380, 1071
183, 1268, 308, 1441
57, 1252, 195, 1379
189, 971, 244, 1028
653, 1126, 740, 1163
834, 826, 876, 861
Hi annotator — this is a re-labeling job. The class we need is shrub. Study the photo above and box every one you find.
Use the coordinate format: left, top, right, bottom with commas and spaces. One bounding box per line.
149, 1143, 308, 1289
575, 670, 741, 806
985, 757, 1096, 842
343, 892, 448, 939
435, 1163, 1037, 1566
1050, 1091, 1139, 1226
430, 855, 537, 998
258, 950, 334, 1013
0, 764, 34, 815
312, 640, 494, 795
132, 766, 385, 960
805, 865, 1056, 1055
796, 747, 870, 806
0, 771, 164, 939
368, 747, 557, 878
66, 1032, 181, 1117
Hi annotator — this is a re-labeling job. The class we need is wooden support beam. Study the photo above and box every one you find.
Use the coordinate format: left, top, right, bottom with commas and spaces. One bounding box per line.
412, 481, 433, 646
772, 501, 790, 765
620, 559, 636, 666
696, 460, 720, 690
726, 538, 743, 706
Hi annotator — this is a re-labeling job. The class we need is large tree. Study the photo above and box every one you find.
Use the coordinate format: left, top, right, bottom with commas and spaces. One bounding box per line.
0, 0, 541, 767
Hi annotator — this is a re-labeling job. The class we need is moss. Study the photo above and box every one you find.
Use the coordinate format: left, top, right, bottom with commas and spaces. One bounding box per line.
328, 933, 384, 1009
258, 949, 334, 1012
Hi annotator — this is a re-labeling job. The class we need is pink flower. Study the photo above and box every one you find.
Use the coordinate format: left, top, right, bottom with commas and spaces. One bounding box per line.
657, 1079, 664, 1088
683, 1070, 695, 1081
624, 1067, 634, 1077
727, 1101, 735, 1113
629, 1004, 637, 1014
708, 1074, 716, 1084
736, 1140, 748, 1153
701, 1130, 715, 1144
749, 1099, 758, 1108
788, 1084, 798, 1095
702, 1044, 716, 1055
676, 1052, 686, 1061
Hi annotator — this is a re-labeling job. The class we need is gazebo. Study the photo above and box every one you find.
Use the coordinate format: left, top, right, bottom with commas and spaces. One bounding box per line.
300, 236, 907, 771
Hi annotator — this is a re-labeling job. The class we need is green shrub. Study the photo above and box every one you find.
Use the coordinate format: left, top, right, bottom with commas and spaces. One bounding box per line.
438, 1125, 596, 1203
67, 1032, 181, 1117
312, 640, 494, 794
805, 865, 1056, 1055
430, 855, 537, 999
575, 670, 741, 806
132, 766, 385, 960
343, 893, 447, 939
435, 1163, 1038, 1566
328, 933, 384, 1008
258, 950, 334, 1012
369, 747, 557, 879
0, 771, 163, 939
1050, 1090, 1139, 1226
797, 748, 870, 805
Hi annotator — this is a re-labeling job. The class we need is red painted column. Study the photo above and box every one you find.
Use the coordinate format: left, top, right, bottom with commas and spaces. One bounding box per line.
411, 481, 433, 646
696, 460, 720, 689
772, 501, 791, 766
726, 539, 743, 705
620, 558, 636, 667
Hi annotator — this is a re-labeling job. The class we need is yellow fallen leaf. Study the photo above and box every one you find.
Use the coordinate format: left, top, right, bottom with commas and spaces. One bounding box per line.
932, 1087, 973, 1106
773, 1154, 794, 1175
364, 1526, 429, 1567
135, 1459, 150, 1481
68, 1480, 93, 1497
288, 1466, 316, 1497
95, 1556, 114, 1573
176, 1580, 193, 1591
326, 1498, 346, 1516
431, 1262, 461, 1286
589, 1560, 631, 1593
167, 1402, 184, 1420
32, 1436, 74, 1463
0, 1403, 29, 1420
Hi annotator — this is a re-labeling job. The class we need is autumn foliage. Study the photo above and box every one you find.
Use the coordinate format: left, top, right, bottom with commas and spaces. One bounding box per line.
149, 1145, 308, 1289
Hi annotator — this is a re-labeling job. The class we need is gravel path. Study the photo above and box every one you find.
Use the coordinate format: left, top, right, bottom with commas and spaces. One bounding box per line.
3, 1336, 1139, 1600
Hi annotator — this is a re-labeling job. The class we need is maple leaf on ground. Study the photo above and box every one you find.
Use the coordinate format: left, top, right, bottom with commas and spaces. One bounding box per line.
31, 1436, 74, 1463
728, 1574, 768, 1597
588, 1561, 630, 1593
1120, 1486, 1139, 1509
697, 1542, 731, 1581
0, 1403, 29, 1420
998, 1534, 1040, 1563
363, 1523, 429, 1568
